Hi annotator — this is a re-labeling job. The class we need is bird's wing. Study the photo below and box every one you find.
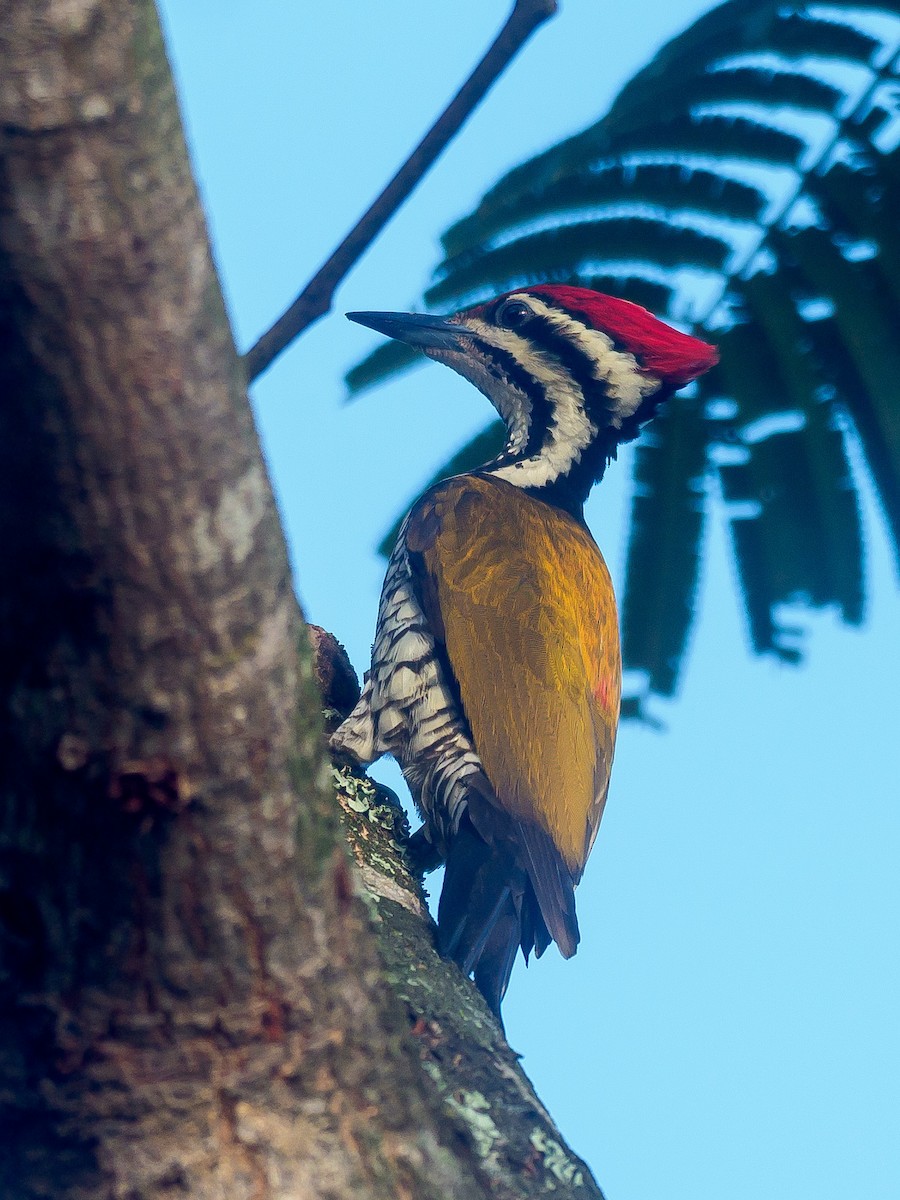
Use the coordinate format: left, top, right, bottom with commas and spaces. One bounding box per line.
405, 474, 620, 887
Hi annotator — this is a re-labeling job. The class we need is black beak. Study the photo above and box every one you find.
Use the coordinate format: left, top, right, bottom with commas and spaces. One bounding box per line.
347, 310, 469, 351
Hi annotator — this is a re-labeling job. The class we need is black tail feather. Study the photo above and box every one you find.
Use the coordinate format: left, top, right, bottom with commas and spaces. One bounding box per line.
438, 814, 524, 1014
437, 809, 579, 1017
516, 820, 579, 959
519, 878, 552, 962
473, 891, 520, 1019
437, 814, 500, 964
436, 811, 494, 960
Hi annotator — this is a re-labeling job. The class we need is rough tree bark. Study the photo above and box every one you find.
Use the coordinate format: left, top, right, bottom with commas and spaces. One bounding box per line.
0, 3, 604, 1197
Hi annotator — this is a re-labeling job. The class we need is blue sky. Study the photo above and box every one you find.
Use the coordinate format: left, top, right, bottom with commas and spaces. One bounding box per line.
158, 5, 900, 1198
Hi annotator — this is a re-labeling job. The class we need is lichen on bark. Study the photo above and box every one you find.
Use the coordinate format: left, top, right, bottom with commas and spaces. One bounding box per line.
331, 757, 604, 1200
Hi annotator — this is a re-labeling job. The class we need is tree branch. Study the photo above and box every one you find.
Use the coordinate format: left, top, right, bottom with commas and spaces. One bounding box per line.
315, 629, 606, 1199
242, 0, 558, 383
332, 764, 606, 1199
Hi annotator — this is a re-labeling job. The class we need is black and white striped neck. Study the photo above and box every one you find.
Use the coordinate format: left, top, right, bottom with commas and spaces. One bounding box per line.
445, 292, 663, 509
478, 433, 614, 519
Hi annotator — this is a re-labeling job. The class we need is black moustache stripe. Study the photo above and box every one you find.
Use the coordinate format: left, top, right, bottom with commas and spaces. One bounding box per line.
471, 335, 552, 461
527, 315, 609, 417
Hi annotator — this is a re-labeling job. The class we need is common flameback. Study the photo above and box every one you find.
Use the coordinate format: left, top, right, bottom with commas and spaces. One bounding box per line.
332, 285, 718, 1018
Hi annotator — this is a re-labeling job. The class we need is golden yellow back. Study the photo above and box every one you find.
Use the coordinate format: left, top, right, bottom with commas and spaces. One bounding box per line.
406, 474, 621, 876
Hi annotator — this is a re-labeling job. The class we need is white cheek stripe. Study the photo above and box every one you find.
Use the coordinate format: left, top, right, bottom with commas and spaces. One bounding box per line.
444, 343, 532, 455
466, 316, 598, 489
515, 295, 662, 426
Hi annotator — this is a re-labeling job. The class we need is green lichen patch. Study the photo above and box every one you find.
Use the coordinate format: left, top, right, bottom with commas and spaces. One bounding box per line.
332, 766, 408, 830
332, 765, 413, 882
528, 1129, 586, 1190
446, 1089, 503, 1170
332, 764, 377, 813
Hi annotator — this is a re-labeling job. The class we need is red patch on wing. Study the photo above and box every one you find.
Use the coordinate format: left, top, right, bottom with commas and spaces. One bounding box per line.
592, 673, 615, 710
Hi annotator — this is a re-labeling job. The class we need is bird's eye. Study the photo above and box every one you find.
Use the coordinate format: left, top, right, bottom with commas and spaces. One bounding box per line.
495, 299, 532, 330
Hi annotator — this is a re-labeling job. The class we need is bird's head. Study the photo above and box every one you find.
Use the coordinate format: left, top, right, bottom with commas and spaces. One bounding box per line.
349, 284, 718, 505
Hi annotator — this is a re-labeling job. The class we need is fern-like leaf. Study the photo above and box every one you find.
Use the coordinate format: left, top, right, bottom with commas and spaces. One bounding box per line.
347, 0, 900, 712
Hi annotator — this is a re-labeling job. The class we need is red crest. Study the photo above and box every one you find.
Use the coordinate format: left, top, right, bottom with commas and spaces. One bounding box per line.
514, 284, 718, 387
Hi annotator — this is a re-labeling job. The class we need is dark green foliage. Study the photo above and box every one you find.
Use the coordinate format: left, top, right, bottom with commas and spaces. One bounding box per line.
344, 338, 422, 395
767, 10, 884, 62
621, 395, 709, 705
575, 274, 675, 315
348, 0, 900, 717
720, 414, 863, 655
426, 217, 731, 307
441, 165, 767, 260
674, 66, 844, 114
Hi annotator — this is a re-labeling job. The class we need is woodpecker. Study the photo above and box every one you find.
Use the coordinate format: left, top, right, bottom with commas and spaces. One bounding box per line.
332, 285, 717, 1018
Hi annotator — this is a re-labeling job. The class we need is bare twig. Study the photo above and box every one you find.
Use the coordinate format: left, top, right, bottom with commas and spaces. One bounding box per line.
243, 0, 558, 383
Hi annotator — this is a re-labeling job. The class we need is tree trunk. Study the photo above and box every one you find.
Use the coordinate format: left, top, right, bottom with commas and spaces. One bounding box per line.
0, 4, 603, 1197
